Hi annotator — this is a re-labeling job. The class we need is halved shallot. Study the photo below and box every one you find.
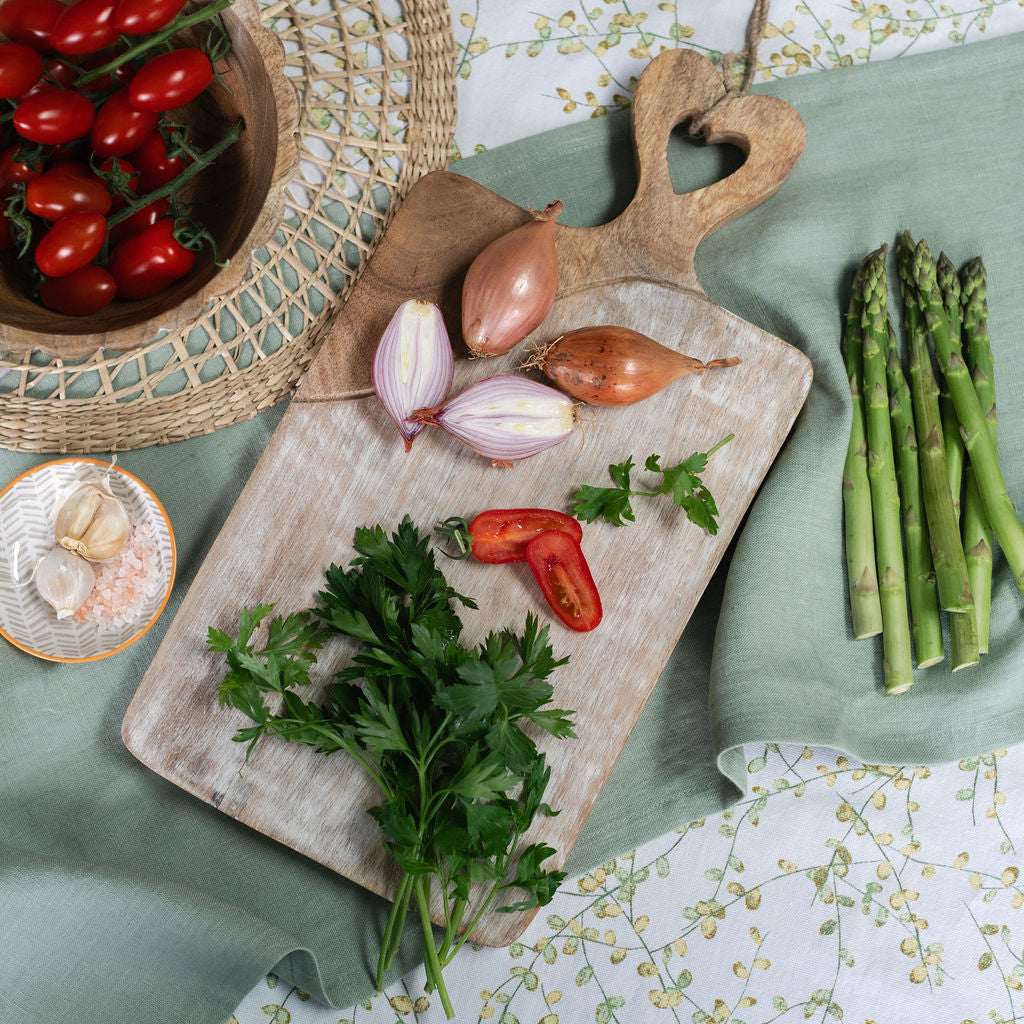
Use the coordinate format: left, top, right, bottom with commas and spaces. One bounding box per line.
532, 325, 741, 406
371, 300, 454, 451
461, 201, 562, 357
410, 375, 575, 465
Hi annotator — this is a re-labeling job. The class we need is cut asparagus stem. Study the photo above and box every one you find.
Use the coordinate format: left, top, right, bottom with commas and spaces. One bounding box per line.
843, 268, 884, 639
936, 253, 978, 670
961, 257, 997, 652
895, 232, 974, 614
861, 246, 914, 694
914, 238, 1024, 598
885, 319, 943, 667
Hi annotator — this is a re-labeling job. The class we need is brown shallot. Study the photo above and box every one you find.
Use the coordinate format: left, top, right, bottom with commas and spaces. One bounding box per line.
532, 325, 741, 406
461, 201, 562, 357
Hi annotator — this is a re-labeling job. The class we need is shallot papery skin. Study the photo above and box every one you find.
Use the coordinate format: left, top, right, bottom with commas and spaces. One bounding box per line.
371, 300, 454, 451
411, 375, 575, 463
461, 201, 562, 357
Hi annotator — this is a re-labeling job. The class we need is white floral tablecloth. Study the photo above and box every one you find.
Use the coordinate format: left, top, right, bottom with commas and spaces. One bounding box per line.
229, 3, 1024, 1023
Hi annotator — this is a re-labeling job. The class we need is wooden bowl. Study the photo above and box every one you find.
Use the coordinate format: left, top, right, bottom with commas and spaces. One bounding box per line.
0, 0, 300, 359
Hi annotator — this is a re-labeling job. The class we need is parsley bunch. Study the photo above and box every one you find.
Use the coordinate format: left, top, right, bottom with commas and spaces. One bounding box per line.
209, 517, 575, 1017
571, 433, 734, 532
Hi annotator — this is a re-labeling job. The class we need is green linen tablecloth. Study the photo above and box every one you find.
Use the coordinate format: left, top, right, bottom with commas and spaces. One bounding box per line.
2, 31, 1024, 1024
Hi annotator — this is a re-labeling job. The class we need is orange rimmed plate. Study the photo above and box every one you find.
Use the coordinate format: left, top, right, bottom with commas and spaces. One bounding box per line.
0, 459, 176, 663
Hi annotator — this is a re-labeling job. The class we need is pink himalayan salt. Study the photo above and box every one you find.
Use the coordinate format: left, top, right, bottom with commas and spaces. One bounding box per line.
72, 521, 161, 629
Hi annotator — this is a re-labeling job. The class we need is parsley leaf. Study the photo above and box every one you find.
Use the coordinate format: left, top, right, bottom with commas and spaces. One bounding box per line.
571, 434, 734, 532
207, 516, 576, 1012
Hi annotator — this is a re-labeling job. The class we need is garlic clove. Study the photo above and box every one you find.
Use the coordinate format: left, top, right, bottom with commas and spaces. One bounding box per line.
55, 482, 131, 561
35, 546, 95, 619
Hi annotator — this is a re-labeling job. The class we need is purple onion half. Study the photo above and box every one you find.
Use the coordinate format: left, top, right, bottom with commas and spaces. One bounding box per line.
371, 300, 454, 451
411, 374, 576, 463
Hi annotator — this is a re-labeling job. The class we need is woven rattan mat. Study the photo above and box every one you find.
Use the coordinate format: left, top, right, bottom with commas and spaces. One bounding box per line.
0, 0, 456, 453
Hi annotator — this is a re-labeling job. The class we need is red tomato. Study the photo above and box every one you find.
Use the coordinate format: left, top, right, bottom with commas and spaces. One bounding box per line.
14, 90, 95, 144
90, 86, 156, 157
51, 0, 118, 55
0, 42, 41, 98
108, 217, 194, 298
0, 143, 43, 186
107, 194, 166, 245
27, 172, 111, 219
39, 263, 116, 314
0, 0, 66, 50
17, 58, 76, 100
128, 49, 212, 112
462, 509, 584, 564
129, 131, 189, 193
525, 530, 602, 632
114, 0, 186, 35
35, 211, 106, 277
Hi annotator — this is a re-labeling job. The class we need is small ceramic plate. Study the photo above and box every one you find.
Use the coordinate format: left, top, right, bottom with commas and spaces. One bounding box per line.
0, 459, 176, 662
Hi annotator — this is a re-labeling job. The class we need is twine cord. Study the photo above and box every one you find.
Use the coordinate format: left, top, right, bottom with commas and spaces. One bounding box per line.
690, 0, 771, 135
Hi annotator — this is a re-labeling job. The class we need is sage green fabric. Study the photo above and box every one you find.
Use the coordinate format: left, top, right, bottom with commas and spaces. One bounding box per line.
3, 32, 1024, 1023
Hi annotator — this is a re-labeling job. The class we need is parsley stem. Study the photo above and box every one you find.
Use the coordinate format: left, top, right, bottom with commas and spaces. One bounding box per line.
415, 876, 454, 1018
377, 873, 415, 989
441, 884, 499, 968
437, 895, 467, 963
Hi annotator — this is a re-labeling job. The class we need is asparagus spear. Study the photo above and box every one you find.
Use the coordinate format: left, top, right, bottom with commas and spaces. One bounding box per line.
885, 319, 943, 667
895, 233, 973, 614
861, 247, 914, 694
914, 238, 1024, 598
960, 257, 996, 652
843, 269, 883, 639
936, 253, 978, 671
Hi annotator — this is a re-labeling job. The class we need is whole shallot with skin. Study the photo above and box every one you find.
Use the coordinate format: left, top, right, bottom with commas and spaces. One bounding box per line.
372, 300, 454, 451
461, 201, 562, 356
410, 375, 576, 465
531, 325, 741, 406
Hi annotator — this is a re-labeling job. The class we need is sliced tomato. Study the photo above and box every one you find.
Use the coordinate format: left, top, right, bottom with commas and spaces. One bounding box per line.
39, 263, 116, 314
525, 530, 602, 632
465, 508, 583, 564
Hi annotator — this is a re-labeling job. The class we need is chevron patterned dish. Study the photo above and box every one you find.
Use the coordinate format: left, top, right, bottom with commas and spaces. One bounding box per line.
0, 460, 175, 663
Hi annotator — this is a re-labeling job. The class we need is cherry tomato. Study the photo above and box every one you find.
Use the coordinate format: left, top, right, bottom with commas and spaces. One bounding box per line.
0, 0, 66, 51
0, 143, 43, 186
128, 48, 212, 112
129, 131, 189, 193
525, 530, 602, 632
107, 195, 166, 244
14, 90, 95, 145
35, 211, 106, 277
114, 0, 186, 35
27, 172, 111, 219
90, 86, 156, 157
457, 509, 584, 564
108, 217, 194, 298
0, 42, 41, 98
39, 263, 116, 314
51, 0, 119, 56
17, 58, 76, 100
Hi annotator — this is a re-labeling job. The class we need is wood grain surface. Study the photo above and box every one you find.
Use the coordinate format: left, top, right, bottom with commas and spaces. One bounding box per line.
122, 49, 811, 947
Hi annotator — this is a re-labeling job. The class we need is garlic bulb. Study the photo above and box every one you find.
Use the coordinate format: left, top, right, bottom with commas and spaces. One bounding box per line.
55, 482, 130, 561
35, 546, 95, 619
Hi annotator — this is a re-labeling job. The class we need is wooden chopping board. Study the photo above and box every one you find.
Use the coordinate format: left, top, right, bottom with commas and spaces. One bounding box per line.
122, 49, 811, 947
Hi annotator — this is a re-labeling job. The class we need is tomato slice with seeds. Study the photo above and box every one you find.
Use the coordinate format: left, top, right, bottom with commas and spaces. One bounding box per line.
465, 508, 583, 564
525, 529, 602, 632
